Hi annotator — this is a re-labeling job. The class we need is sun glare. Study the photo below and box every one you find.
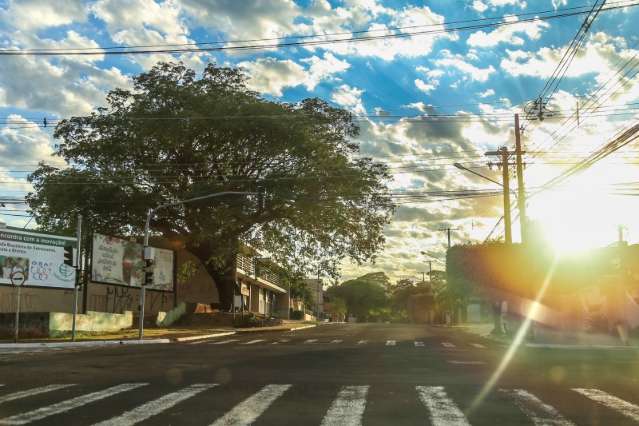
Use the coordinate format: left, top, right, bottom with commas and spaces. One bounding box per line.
528, 165, 637, 255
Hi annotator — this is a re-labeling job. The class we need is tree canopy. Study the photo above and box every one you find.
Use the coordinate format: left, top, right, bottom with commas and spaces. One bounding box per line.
26, 62, 395, 308
327, 272, 390, 321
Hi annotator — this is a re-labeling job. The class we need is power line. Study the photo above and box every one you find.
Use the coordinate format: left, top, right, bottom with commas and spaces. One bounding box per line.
1, 2, 637, 56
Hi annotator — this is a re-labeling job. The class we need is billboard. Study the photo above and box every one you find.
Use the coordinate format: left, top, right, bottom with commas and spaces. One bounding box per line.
91, 233, 174, 292
0, 228, 76, 289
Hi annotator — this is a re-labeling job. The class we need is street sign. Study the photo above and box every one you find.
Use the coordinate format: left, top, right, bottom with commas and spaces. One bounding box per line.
9, 269, 26, 286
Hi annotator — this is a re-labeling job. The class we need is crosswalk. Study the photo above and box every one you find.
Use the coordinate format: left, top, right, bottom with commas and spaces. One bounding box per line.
195, 338, 484, 349
0, 382, 637, 425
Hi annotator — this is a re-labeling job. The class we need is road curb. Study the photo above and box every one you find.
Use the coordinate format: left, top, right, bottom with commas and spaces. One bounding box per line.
173, 332, 236, 342
288, 324, 317, 331
0, 339, 172, 349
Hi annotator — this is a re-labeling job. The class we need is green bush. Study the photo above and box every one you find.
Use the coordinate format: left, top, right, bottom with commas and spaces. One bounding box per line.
290, 310, 304, 320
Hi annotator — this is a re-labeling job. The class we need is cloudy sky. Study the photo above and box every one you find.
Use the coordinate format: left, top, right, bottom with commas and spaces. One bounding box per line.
0, 0, 638, 281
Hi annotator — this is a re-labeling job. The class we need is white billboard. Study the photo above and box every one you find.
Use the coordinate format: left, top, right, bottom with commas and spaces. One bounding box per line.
0, 228, 76, 289
91, 233, 174, 291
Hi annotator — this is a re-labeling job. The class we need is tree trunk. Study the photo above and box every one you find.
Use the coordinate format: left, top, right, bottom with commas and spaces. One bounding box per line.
187, 240, 238, 311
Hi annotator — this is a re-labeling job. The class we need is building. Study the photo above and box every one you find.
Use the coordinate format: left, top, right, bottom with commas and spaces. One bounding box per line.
304, 278, 324, 317
235, 251, 287, 317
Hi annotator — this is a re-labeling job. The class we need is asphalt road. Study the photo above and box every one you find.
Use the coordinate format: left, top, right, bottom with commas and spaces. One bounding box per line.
1, 323, 639, 425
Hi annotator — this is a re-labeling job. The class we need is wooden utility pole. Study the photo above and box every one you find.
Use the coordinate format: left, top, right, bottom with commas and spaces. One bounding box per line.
486, 147, 514, 244
514, 114, 527, 243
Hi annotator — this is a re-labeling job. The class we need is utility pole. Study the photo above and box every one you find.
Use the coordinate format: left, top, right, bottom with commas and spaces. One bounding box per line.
440, 227, 459, 249
428, 260, 432, 282
486, 147, 514, 244
514, 114, 527, 244
71, 214, 82, 342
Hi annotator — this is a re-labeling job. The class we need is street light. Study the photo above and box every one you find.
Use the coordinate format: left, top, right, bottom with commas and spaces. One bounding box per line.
139, 191, 256, 340
453, 163, 502, 187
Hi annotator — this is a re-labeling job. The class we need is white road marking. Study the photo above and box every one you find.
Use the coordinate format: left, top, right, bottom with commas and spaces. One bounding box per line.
441, 342, 456, 348
320, 386, 369, 426
414, 341, 425, 347
211, 339, 239, 345
0, 384, 75, 405
471, 343, 486, 349
385, 340, 396, 346
94, 384, 217, 426
357, 340, 367, 345
330, 340, 343, 344
0, 383, 146, 425
417, 386, 470, 426
241, 339, 265, 345
574, 388, 639, 421
210, 384, 291, 426
304, 339, 318, 344
501, 389, 574, 426
447, 361, 485, 365
278, 339, 290, 343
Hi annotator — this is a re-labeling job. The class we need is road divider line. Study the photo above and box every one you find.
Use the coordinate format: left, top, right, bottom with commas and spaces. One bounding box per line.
0, 384, 75, 405
330, 340, 343, 344
447, 361, 485, 365
240, 339, 265, 345
210, 384, 291, 426
0, 383, 147, 425
94, 384, 218, 426
417, 386, 470, 426
414, 341, 425, 347
320, 385, 369, 426
211, 339, 239, 345
357, 340, 367, 345
385, 340, 396, 346
471, 343, 486, 349
304, 339, 318, 344
441, 342, 456, 348
500, 389, 574, 425
573, 388, 639, 421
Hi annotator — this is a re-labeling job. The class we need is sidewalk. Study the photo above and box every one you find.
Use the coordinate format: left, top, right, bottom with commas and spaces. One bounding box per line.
0, 321, 318, 348
456, 322, 639, 350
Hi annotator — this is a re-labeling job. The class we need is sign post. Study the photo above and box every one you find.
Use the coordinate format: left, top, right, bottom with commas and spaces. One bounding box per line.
11, 268, 26, 343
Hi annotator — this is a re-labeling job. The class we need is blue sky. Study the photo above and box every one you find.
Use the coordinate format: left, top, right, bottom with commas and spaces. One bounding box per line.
0, 0, 638, 280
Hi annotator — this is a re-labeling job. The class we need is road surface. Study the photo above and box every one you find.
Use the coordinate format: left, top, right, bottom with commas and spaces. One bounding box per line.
0, 323, 638, 425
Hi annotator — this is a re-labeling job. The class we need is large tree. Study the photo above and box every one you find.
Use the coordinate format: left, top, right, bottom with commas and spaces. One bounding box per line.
27, 62, 394, 309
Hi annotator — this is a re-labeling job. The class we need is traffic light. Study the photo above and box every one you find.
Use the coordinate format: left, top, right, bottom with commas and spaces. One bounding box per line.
63, 245, 75, 267
144, 259, 154, 286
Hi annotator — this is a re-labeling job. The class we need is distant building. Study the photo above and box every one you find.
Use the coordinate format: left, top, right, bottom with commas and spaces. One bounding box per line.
304, 278, 324, 317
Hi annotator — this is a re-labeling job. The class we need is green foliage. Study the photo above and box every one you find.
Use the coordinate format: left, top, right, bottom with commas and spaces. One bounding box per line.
26, 62, 394, 308
327, 272, 389, 321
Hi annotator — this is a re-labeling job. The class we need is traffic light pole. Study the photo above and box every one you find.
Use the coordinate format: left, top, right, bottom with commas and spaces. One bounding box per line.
139, 191, 255, 340
71, 214, 82, 342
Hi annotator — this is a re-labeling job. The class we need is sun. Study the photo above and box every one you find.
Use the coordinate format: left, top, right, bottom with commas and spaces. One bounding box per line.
527, 163, 637, 255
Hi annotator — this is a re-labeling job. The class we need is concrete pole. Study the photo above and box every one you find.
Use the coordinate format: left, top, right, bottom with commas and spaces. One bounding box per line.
13, 284, 21, 343
514, 114, 527, 243
139, 208, 153, 340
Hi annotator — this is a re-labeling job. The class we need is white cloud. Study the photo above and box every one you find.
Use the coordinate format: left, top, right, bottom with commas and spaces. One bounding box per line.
0, 0, 86, 30
473, 1, 488, 12
239, 53, 350, 97
435, 51, 495, 82
0, 115, 63, 168
479, 89, 495, 98
467, 16, 549, 48
331, 84, 366, 114
415, 79, 437, 94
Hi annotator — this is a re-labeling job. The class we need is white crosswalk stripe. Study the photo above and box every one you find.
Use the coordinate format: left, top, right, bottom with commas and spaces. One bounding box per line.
241, 339, 265, 345
501, 389, 575, 425
357, 340, 367, 345
330, 340, 343, 344
416, 386, 470, 426
94, 384, 217, 426
385, 340, 396, 346
414, 341, 425, 347
0, 383, 146, 425
471, 343, 486, 349
210, 384, 291, 426
573, 388, 639, 422
441, 342, 456, 348
211, 339, 239, 345
321, 386, 369, 426
0, 385, 75, 405
304, 339, 318, 344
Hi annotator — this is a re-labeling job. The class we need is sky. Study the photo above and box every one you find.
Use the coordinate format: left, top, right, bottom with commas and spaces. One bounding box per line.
0, 0, 638, 282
